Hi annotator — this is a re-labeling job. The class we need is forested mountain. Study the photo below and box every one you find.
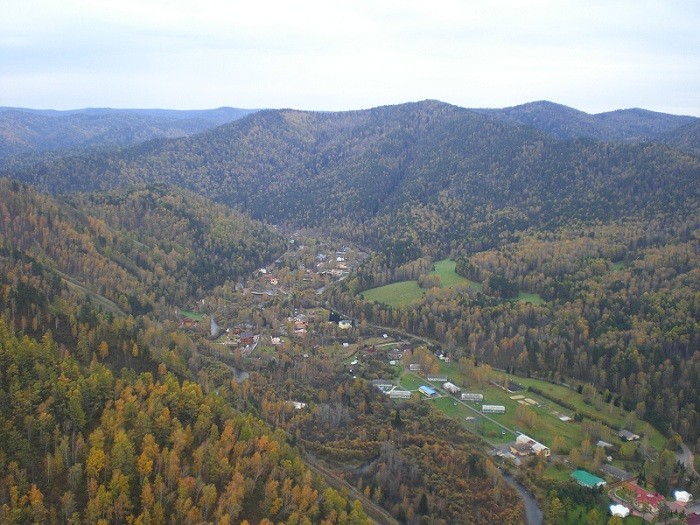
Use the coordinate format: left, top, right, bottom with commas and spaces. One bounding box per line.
0, 322, 374, 524
1, 98, 698, 522
0, 106, 255, 157
4, 100, 698, 266
661, 118, 700, 156
473, 100, 697, 141
0, 179, 379, 523
0, 177, 522, 524
332, 216, 700, 442
0, 180, 285, 316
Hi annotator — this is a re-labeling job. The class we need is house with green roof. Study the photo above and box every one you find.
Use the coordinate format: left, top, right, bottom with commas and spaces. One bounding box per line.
571, 469, 606, 489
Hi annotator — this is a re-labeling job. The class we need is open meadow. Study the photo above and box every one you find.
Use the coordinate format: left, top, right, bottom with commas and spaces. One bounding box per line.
361, 259, 544, 308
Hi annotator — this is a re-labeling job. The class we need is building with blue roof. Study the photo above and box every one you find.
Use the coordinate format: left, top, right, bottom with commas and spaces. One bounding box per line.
419, 385, 438, 397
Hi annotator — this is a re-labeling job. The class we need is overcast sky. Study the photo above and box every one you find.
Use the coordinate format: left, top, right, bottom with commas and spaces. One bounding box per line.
1, 0, 698, 115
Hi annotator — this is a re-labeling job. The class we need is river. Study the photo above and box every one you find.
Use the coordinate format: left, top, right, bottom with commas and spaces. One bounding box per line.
503, 473, 543, 525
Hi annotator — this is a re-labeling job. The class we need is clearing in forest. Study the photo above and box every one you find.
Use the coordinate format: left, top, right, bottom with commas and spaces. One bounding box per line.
362, 259, 544, 307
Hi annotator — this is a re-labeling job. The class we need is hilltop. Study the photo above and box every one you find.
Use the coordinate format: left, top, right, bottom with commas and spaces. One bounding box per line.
3, 100, 698, 265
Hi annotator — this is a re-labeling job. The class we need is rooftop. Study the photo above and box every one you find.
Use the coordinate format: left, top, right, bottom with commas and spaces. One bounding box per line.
570, 469, 606, 488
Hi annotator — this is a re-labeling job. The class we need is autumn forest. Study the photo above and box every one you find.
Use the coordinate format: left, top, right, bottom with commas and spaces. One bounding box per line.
0, 100, 698, 524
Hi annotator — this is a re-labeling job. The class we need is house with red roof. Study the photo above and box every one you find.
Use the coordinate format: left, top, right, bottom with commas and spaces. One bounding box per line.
626, 482, 665, 513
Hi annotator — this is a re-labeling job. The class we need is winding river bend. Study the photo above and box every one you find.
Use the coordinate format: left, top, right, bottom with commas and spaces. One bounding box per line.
503, 473, 543, 525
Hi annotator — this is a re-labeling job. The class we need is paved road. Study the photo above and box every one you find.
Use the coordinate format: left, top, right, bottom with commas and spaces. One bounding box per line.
503, 473, 542, 525
678, 443, 697, 477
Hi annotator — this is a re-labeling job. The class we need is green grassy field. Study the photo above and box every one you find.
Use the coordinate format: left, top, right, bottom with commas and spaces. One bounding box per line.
399, 374, 425, 391
362, 259, 544, 307
430, 260, 467, 287
431, 361, 667, 453
362, 281, 424, 307
180, 310, 204, 321
501, 374, 667, 450
361, 259, 480, 307
428, 396, 514, 444
516, 292, 544, 305
364, 336, 396, 346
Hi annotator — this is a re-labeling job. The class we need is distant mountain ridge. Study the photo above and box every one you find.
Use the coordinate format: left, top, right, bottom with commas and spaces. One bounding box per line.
4, 99, 697, 264
0, 106, 256, 157
471, 100, 697, 142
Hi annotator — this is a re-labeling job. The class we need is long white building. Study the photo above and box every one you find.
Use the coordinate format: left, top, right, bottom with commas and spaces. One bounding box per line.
443, 382, 461, 394
461, 392, 484, 401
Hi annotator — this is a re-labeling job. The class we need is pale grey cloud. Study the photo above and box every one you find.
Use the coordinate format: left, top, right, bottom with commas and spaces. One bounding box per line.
1, 0, 698, 115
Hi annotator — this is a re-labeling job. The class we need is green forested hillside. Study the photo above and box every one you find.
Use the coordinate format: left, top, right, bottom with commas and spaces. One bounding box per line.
662, 119, 700, 156
0, 180, 286, 314
331, 217, 700, 441
0, 319, 373, 524
0, 177, 523, 524
1, 99, 698, 522
4, 101, 698, 266
0, 180, 375, 524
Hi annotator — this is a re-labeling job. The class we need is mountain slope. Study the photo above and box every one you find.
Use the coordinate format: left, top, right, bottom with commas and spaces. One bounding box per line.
661, 119, 700, 156
5, 100, 697, 264
0, 180, 285, 315
0, 106, 255, 157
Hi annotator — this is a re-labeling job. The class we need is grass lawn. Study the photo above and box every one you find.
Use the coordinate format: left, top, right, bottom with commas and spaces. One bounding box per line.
431, 259, 483, 291
463, 415, 513, 444
361, 259, 542, 307
516, 292, 543, 305
431, 260, 468, 287
478, 384, 579, 449
255, 345, 277, 356
179, 310, 204, 321
436, 361, 668, 453
362, 281, 424, 308
364, 336, 395, 346
430, 395, 463, 416
399, 374, 425, 391
543, 465, 572, 482
500, 374, 667, 450
408, 369, 516, 444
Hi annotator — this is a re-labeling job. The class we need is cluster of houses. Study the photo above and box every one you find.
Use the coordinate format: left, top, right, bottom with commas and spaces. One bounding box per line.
567, 469, 697, 521
213, 326, 255, 347
607, 482, 694, 518
371, 380, 412, 399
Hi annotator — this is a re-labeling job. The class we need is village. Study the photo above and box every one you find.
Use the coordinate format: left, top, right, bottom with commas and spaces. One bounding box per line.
176, 232, 698, 525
